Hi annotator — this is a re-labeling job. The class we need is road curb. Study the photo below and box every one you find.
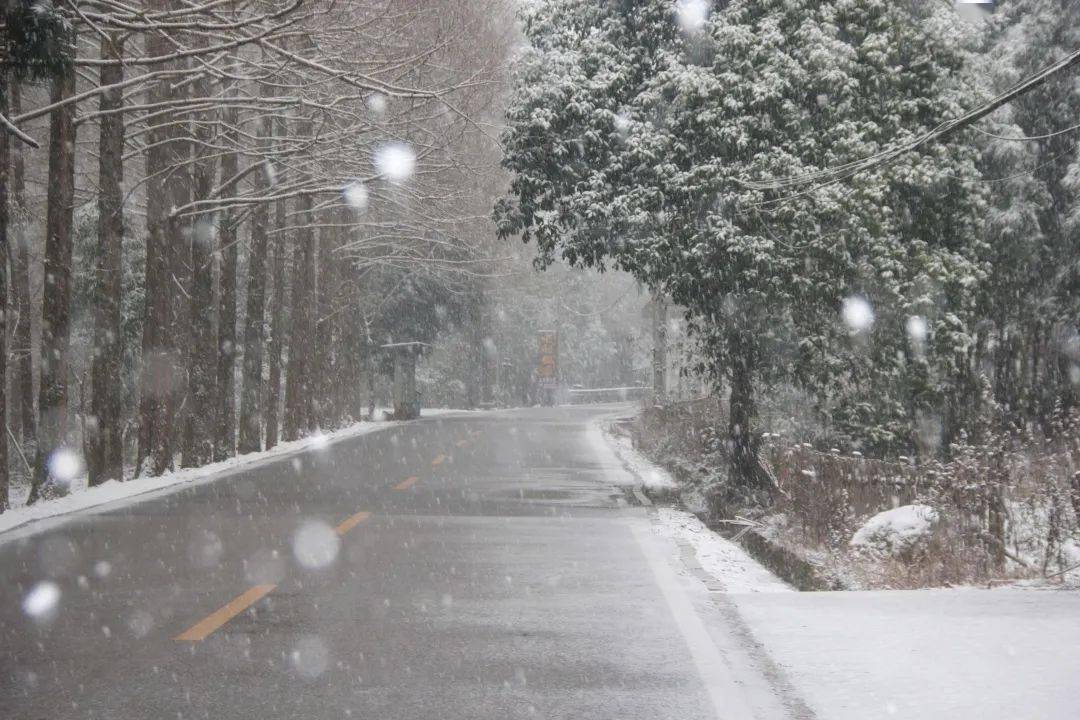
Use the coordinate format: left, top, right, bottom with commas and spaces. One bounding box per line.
0, 418, 412, 543
636, 481, 843, 591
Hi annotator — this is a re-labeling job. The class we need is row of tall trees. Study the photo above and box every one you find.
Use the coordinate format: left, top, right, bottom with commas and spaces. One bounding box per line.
498, 0, 1080, 493
0, 0, 75, 512
0, 0, 513, 510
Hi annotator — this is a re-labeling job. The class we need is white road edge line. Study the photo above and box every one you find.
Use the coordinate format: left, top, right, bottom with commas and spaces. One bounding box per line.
629, 519, 755, 720
632, 486, 653, 506
2, 409, 482, 542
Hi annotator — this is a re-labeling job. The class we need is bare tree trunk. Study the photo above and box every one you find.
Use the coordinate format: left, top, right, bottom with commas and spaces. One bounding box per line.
170, 94, 194, 468
314, 214, 340, 427
137, 25, 189, 476
88, 34, 126, 486
478, 304, 495, 408
265, 195, 288, 449
284, 191, 316, 441
237, 178, 270, 453
136, 154, 170, 476
29, 61, 77, 503
213, 109, 240, 461
8, 79, 33, 449
238, 83, 280, 453
333, 238, 362, 422
987, 446, 1008, 572
366, 342, 376, 420
465, 324, 481, 409
182, 63, 219, 467
0, 69, 11, 510
651, 294, 667, 406
1070, 470, 1080, 534
338, 290, 363, 421
723, 328, 771, 508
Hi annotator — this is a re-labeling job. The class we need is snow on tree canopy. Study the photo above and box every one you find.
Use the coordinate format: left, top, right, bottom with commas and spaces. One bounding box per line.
498, 0, 988, 467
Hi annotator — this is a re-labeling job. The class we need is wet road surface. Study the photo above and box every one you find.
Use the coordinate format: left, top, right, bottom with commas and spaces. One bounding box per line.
0, 405, 798, 720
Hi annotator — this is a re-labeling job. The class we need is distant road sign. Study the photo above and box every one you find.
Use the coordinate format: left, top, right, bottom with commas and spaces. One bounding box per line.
537, 331, 557, 387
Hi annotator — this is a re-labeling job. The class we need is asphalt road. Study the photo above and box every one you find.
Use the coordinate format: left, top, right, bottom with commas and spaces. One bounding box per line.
0, 405, 802, 720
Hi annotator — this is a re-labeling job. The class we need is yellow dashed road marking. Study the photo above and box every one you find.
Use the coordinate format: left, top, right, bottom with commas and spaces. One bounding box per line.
393, 476, 419, 491
175, 584, 276, 642
431, 454, 447, 466
335, 510, 372, 535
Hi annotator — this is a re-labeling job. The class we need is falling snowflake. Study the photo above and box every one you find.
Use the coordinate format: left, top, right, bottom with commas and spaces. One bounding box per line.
906, 315, 928, 344
366, 93, 387, 115
48, 448, 83, 484
675, 0, 710, 33
841, 296, 874, 333
292, 521, 340, 569
374, 143, 416, 182
343, 182, 369, 210
23, 582, 60, 621
262, 160, 277, 186
291, 635, 330, 679
193, 218, 216, 248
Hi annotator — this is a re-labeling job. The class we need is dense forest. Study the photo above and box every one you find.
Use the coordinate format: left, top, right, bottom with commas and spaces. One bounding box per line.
0, 0, 519, 509
3, 0, 1080, 521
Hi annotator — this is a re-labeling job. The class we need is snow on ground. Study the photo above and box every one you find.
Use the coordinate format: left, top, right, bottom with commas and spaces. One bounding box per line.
592, 411, 789, 592
589, 413, 676, 490
599, 410, 1080, 720
1, 409, 469, 539
731, 587, 1080, 720
652, 506, 793, 593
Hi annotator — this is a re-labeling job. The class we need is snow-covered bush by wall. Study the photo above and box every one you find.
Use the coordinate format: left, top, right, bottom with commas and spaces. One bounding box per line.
850, 505, 940, 558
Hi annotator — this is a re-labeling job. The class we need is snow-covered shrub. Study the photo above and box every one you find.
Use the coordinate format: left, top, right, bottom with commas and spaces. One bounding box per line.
850, 505, 940, 559
634, 396, 1080, 587
765, 440, 914, 546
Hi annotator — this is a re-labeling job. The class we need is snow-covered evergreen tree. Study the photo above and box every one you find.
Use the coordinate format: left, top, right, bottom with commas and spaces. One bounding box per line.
499, 0, 991, 491
978, 0, 1080, 431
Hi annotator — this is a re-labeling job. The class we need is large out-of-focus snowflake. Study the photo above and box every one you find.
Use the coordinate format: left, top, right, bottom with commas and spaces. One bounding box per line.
292, 520, 340, 569
675, 0, 710, 33
375, 143, 416, 182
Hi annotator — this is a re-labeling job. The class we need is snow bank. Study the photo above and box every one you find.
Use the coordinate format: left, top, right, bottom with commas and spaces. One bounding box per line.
588, 414, 676, 490
652, 507, 792, 593
732, 588, 1080, 720
0, 417, 422, 538
850, 504, 939, 555
591, 412, 789, 592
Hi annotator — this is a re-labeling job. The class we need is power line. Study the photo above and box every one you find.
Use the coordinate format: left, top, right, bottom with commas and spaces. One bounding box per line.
737, 45, 1080, 192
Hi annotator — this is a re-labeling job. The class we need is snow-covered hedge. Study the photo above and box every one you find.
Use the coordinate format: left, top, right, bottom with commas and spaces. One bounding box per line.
850, 505, 940, 558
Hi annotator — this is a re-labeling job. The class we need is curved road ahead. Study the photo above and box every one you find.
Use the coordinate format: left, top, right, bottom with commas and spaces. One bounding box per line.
0, 405, 801, 720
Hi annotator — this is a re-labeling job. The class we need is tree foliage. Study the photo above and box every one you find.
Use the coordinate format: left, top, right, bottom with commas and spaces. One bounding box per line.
499, 0, 997, 490
0, 0, 73, 84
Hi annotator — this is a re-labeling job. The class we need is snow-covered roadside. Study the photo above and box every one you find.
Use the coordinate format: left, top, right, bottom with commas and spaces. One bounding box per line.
1, 409, 469, 539
597, 415, 1080, 719
652, 506, 792, 593
588, 414, 677, 491
732, 587, 1080, 720
591, 411, 790, 593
